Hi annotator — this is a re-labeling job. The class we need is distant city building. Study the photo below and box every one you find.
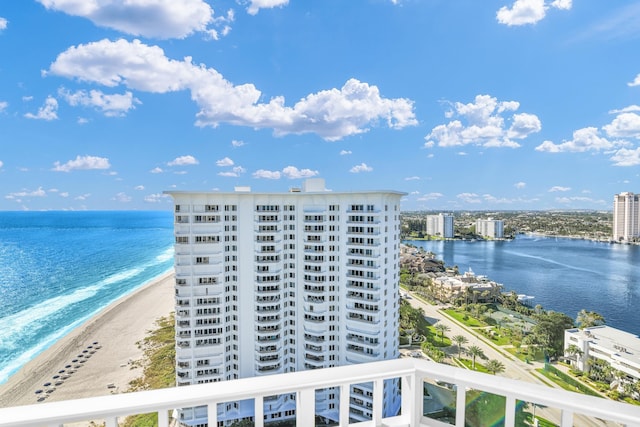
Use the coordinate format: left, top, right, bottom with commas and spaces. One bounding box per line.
475, 219, 504, 239
425, 213, 454, 238
565, 326, 640, 392
167, 179, 404, 426
613, 192, 640, 242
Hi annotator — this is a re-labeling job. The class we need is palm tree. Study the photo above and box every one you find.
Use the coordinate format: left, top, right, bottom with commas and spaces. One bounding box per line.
485, 359, 505, 375
564, 344, 583, 364
466, 345, 485, 370
434, 322, 450, 344
452, 334, 468, 358
576, 309, 605, 329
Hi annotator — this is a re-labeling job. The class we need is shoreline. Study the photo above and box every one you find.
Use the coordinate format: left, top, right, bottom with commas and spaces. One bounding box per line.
0, 271, 175, 408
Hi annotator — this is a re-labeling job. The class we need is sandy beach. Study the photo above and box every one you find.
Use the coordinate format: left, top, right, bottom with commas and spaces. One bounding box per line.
0, 271, 175, 408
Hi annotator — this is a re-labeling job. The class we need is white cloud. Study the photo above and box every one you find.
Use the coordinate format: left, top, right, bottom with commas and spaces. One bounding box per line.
0, 17, 7, 31
555, 196, 606, 206
216, 157, 234, 167
282, 166, 319, 179
610, 148, 640, 166
350, 163, 373, 173
134, 185, 145, 190
549, 186, 571, 192
340, 150, 352, 155
52, 155, 111, 172
246, 0, 289, 15
24, 96, 58, 121
48, 39, 416, 141
59, 88, 139, 117
496, 0, 570, 26
0, 160, 3, 169
603, 113, 640, 139
609, 105, 640, 114
514, 182, 526, 189
231, 139, 245, 147
417, 192, 443, 201
60, 192, 69, 198
405, 176, 420, 181
253, 169, 281, 179
218, 166, 246, 177
6, 187, 47, 200
535, 127, 627, 153
75, 193, 91, 200
457, 193, 482, 204
113, 192, 132, 202
424, 94, 540, 149
0, 101, 7, 113
168, 155, 199, 166
144, 193, 171, 203
36, 0, 218, 39
629, 74, 640, 87
150, 167, 164, 174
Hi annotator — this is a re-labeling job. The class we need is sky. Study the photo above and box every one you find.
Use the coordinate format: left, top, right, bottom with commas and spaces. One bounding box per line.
1, 0, 640, 211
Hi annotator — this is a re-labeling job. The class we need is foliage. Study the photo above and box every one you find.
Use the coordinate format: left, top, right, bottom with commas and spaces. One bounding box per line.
537, 365, 601, 397
485, 359, 505, 375
530, 310, 575, 357
452, 334, 468, 358
466, 345, 485, 370
122, 314, 176, 427
576, 309, 605, 329
434, 322, 450, 344
442, 309, 484, 327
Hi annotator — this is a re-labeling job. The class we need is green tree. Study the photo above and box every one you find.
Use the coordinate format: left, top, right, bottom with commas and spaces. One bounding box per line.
531, 310, 574, 357
485, 359, 505, 375
466, 345, 485, 370
452, 334, 468, 358
434, 322, 450, 344
564, 344, 583, 363
576, 309, 605, 329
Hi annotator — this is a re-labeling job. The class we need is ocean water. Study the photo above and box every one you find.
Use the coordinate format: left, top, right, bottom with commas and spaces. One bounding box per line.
406, 234, 640, 336
0, 211, 174, 385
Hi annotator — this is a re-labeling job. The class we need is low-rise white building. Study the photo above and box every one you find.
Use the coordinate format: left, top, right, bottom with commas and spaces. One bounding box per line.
431, 268, 502, 304
564, 326, 640, 386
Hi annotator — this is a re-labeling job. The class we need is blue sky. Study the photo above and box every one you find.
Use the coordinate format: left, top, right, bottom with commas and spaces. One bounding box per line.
1, 0, 640, 211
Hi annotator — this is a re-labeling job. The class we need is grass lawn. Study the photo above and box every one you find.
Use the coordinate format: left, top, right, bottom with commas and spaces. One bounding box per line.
505, 346, 545, 363
442, 309, 485, 327
458, 358, 490, 374
536, 367, 601, 397
426, 325, 452, 347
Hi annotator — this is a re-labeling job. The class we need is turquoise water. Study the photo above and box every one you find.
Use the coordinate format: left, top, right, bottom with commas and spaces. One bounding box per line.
406, 235, 640, 336
0, 211, 174, 384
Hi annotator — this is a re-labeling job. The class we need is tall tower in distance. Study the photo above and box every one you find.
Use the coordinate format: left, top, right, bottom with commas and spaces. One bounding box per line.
613, 192, 640, 242
167, 179, 405, 426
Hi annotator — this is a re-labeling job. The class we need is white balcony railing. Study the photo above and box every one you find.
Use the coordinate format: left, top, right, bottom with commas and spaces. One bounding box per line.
1, 358, 640, 427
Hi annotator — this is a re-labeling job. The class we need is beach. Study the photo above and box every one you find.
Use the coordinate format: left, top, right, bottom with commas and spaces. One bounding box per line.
0, 271, 175, 408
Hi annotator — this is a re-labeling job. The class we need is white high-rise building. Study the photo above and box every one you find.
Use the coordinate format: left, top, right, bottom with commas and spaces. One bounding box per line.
613, 192, 640, 242
475, 219, 504, 239
425, 213, 454, 238
167, 179, 404, 426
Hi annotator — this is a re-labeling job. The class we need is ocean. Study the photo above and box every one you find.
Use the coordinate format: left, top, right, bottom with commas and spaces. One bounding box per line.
0, 211, 174, 385
406, 234, 640, 336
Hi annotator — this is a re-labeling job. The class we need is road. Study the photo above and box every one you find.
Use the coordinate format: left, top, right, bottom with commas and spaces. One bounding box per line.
403, 292, 615, 427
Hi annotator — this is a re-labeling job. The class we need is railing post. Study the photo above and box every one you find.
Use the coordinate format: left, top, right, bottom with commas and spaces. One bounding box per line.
504, 395, 515, 427
408, 372, 422, 427
340, 384, 350, 426
297, 388, 315, 427
255, 396, 264, 427
207, 403, 218, 427
373, 378, 384, 425
560, 409, 573, 427
455, 383, 466, 427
